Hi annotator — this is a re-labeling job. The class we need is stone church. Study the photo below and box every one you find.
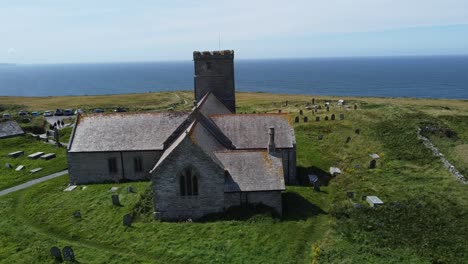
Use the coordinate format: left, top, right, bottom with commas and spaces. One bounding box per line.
67, 50, 297, 220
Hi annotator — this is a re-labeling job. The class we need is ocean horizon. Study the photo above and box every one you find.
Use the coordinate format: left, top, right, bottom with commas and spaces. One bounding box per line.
1, 55, 467, 99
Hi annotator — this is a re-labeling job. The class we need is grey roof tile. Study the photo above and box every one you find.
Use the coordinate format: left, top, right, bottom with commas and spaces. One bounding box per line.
0, 121, 24, 139
215, 150, 285, 192
69, 112, 189, 152
210, 114, 295, 149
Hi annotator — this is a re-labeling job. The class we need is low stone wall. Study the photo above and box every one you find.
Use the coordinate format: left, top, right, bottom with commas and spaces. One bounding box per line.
417, 128, 467, 184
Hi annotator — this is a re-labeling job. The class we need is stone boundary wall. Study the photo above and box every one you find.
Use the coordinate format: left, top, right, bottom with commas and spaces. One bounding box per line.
417, 128, 467, 184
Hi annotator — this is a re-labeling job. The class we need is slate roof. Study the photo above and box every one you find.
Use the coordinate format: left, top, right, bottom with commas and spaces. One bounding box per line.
210, 114, 295, 149
0, 121, 24, 139
215, 150, 285, 192
69, 112, 189, 152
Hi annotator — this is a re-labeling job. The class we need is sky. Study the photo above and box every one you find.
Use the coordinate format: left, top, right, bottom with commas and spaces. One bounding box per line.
2, 0, 468, 64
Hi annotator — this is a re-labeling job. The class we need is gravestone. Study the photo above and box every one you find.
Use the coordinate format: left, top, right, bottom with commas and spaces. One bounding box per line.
318, 134, 323, 140
369, 153, 380, 159
355, 128, 360, 134
331, 114, 335, 120
339, 114, 345, 120
318, 105, 322, 110
5, 163, 11, 169
8, 150, 24, 158
347, 192, 354, 198
315, 116, 320, 122
285, 100, 288, 106
62, 246, 75, 262
303, 116, 308, 122
123, 214, 133, 227
325, 116, 329, 121
346, 136, 351, 144
299, 110, 303, 115
369, 159, 377, 169
353, 203, 364, 209
73, 211, 81, 218
326, 106, 330, 112
354, 104, 358, 110
312, 98, 315, 105
278, 109, 282, 113
313, 182, 321, 192
109, 187, 119, 192
15, 165, 25, 171
294, 116, 299, 123
314, 108, 318, 113
112, 194, 121, 206
30, 168, 43, 173
127, 186, 135, 193
354, 164, 362, 170
50, 246, 63, 262
329, 167, 342, 176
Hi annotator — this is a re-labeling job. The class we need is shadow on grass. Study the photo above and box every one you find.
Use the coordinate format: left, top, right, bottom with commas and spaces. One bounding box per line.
282, 192, 326, 221
297, 166, 332, 186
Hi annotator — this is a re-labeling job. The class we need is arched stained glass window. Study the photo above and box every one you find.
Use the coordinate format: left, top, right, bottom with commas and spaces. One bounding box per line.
179, 167, 199, 196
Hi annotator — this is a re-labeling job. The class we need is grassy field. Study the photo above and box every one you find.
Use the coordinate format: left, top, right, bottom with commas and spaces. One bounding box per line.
0, 136, 68, 190
0, 92, 467, 263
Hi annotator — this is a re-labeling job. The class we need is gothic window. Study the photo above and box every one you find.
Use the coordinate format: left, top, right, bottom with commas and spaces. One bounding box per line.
108, 158, 118, 173
134, 157, 143, 173
179, 167, 199, 196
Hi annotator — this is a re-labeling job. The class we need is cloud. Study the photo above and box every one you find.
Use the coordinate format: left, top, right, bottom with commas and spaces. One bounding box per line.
7, 48, 16, 55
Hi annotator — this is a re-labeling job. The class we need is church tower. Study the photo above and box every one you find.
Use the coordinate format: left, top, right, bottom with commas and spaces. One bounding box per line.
193, 50, 236, 113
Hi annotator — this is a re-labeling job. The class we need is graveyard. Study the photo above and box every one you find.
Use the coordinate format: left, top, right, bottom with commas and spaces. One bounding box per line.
0, 91, 467, 263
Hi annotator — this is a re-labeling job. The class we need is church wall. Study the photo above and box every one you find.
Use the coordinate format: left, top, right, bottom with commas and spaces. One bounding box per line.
153, 138, 225, 221
224, 191, 283, 216
68, 150, 161, 184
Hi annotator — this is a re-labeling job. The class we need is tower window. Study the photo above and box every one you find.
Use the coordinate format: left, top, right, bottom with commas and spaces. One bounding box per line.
206, 62, 212, 70
179, 167, 199, 196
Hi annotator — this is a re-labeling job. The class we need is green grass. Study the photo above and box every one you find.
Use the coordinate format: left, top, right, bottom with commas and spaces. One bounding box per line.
0, 136, 67, 190
0, 92, 467, 263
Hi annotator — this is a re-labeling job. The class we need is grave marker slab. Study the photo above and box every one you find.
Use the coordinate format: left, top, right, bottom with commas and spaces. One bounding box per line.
28, 152, 44, 159
299, 110, 303, 115
64, 185, 77, 192
331, 114, 335, 120
15, 165, 24, 171
30, 168, 43, 173
325, 116, 329, 121
294, 116, 299, 123
110, 187, 119, 192
339, 114, 345, 120
315, 116, 320, 122
355, 128, 360, 134
366, 196, 384, 207
369, 153, 380, 159
346, 136, 352, 144
127, 186, 135, 193
8, 150, 24, 158
5, 163, 12, 169
369, 159, 377, 169
40, 153, 56, 160
303, 116, 308, 122
329, 167, 342, 176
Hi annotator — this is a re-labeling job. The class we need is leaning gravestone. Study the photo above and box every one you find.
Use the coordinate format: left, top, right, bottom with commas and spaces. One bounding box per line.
339, 114, 345, 120
303, 116, 308, 122
123, 214, 133, 227
331, 114, 335, 120
294, 116, 299, 123
112, 194, 121, 206
62, 246, 75, 262
315, 116, 320, 122
50, 246, 63, 262
325, 116, 329, 121
369, 159, 377, 169
346, 136, 352, 144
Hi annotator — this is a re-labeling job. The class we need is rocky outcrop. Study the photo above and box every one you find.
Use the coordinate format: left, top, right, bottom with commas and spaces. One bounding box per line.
417, 128, 467, 184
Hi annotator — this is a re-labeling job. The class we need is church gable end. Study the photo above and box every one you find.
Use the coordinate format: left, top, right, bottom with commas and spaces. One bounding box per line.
152, 136, 226, 221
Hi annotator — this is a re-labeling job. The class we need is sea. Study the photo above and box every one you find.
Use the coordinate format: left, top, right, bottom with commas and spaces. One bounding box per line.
0, 56, 467, 99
